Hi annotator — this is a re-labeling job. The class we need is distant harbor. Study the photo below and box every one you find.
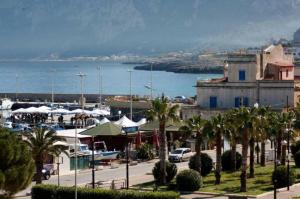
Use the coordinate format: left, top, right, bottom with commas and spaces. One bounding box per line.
0, 61, 222, 98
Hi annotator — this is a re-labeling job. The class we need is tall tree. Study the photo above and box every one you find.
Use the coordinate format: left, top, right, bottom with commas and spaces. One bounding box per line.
210, 113, 227, 185
180, 115, 207, 175
233, 107, 252, 192
23, 128, 68, 184
147, 95, 180, 185
0, 128, 35, 198
225, 109, 241, 172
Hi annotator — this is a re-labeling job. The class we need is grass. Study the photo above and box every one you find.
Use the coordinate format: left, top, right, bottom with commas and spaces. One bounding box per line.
133, 164, 300, 196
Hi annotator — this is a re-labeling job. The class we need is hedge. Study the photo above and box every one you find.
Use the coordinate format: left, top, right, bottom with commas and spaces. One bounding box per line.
32, 184, 180, 199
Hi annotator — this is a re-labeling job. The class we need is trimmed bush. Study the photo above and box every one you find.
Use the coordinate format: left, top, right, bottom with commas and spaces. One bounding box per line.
295, 151, 300, 168
221, 150, 242, 171
176, 169, 202, 191
188, 153, 213, 176
32, 184, 180, 199
152, 161, 177, 183
291, 140, 300, 157
272, 165, 296, 188
136, 143, 154, 160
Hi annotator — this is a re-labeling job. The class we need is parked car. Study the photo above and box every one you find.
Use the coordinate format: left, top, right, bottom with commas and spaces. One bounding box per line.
168, 148, 194, 162
33, 168, 51, 181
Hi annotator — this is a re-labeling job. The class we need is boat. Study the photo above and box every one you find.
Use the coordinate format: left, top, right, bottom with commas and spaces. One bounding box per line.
0, 98, 14, 110
93, 141, 120, 161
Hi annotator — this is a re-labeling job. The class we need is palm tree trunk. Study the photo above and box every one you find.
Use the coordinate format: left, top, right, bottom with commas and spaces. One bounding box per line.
240, 129, 248, 192
35, 155, 43, 184
249, 137, 255, 178
277, 131, 282, 162
215, 131, 222, 184
281, 144, 287, 165
194, 133, 202, 175
159, 123, 167, 185
231, 139, 237, 172
260, 141, 266, 166
256, 141, 260, 164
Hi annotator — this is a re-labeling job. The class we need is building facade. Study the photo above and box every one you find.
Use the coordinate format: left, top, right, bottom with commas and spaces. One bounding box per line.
196, 44, 295, 110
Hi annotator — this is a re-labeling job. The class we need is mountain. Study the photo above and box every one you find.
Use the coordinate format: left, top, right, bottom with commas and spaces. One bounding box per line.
1, 0, 300, 59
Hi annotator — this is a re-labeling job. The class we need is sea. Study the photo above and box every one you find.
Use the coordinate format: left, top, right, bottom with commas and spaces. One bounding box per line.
0, 61, 222, 98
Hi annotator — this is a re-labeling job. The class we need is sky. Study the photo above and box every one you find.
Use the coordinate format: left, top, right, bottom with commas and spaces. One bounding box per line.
1, 0, 300, 59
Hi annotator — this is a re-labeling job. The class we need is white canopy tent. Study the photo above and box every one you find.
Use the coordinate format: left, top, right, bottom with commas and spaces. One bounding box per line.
70, 109, 92, 115
99, 117, 110, 125
50, 108, 71, 114
114, 115, 138, 128
136, 118, 147, 126
90, 109, 110, 116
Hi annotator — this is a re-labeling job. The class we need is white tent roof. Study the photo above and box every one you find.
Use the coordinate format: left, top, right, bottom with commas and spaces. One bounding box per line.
55, 129, 90, 138
70, 109, 92, 115
114, 116, 138, 127
99, 117, 110, 125
90, 109, 110, 116
136, 118, 147, 126
51, 108, 71, 114
12, 108, 26, 113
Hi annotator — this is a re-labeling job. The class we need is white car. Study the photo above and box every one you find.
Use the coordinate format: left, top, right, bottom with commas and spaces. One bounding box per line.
168, 148, 194, 162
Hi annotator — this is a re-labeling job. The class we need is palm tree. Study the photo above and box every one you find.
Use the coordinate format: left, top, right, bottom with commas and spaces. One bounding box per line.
180, 115, 207, 174
225, 109, 241, 172
249, 107, 259, 178
147, 95, 180, 185
233, 107, 252, 192
210, 113, 227, 185
23, 128, 68, 184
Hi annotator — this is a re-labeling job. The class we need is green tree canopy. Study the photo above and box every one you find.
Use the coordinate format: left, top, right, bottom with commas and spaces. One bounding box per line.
0, 128, 35, 197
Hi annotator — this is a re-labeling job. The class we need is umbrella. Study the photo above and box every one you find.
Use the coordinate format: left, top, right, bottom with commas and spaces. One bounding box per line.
80, 122, 122, 136
153, 129, 160, 148
135, 131, 142, 149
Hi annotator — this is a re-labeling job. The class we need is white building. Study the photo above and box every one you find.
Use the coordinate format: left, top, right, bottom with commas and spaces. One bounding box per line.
196, 44, 295, 111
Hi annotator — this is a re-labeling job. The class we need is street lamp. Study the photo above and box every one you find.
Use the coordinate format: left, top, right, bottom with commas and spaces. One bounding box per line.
97, 66, 103, 107
118, 110, 122, 119
270, 135, 277, 199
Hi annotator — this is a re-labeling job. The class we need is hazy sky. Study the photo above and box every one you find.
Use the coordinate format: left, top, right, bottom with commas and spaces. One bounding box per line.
1, 0, 300, 58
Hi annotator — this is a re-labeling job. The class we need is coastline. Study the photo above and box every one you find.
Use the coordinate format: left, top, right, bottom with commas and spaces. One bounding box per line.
132, 62, 224, 74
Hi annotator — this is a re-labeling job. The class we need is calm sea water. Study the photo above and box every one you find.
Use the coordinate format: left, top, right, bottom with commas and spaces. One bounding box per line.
0, 61, 222, 97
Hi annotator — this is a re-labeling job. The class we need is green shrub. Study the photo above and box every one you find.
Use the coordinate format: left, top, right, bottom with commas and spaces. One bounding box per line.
221, 150, 242, 171
188, 153, 213, 176
291, 140, 300, 157
176, 169, 202, 191
32, 184, 180, 199
294, 151, 300, 168
152, 161, 177, 183
136, 143, 154, 160
272, 165, 296, 188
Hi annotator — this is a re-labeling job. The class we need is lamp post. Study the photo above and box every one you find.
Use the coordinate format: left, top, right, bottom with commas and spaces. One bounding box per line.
76, 72, 87, 111
150, 62, 153, 100
271, 135, 277, 199
285, 122, 293, 191
118, 110, 122, 119
92, 136, 95, 189
97, 66, 103, 107
126, 130, 129, 189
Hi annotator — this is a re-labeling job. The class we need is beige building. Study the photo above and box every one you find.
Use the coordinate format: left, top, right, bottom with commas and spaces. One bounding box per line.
193, 45, 295, 116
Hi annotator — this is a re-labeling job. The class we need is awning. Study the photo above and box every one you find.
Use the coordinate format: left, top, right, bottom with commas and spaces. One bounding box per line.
80, 122, 122, 136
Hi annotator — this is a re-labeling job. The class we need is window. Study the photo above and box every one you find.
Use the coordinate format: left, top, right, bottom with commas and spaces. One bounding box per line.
235, 97, 249, 107
286, 70, 289, 77
209, 96, 217, 108
239, 70, 246, 81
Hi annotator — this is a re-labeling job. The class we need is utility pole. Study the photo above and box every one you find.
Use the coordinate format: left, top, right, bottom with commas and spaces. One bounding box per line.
51, 69, 56, 104
150, 62, 153, 100
128, 70, 133, 120
15, 74, 18, 101
97, 66, 102, 107
76, 72, 87, 110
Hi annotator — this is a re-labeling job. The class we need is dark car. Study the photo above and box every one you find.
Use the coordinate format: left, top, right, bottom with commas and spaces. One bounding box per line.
33, 169, 51, 181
